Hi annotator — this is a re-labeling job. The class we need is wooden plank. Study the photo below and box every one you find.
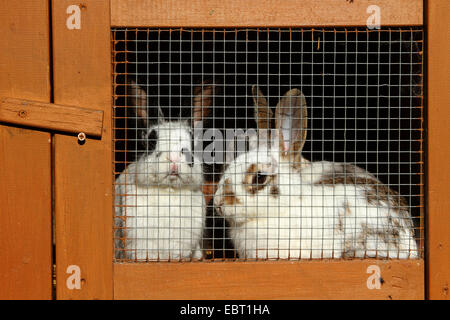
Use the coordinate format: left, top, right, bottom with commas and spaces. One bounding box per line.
0, 127, 52, 300
114, 260, 424, 300
0, 0, 51, 101
427, 0, 450, 300
52, 0, 113, 299
0, 0, 52, 300
111, 0, 423, 28
0, 97, 104, 137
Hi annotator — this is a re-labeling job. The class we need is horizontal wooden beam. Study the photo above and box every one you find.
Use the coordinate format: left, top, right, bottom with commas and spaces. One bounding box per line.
0, 97, 104, 137
114, 259, 424, 300
111, 0, 423, 28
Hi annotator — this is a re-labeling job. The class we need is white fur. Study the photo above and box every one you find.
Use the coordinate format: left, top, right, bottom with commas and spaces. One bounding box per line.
215, 140, 419, 260
115, 121, 205, 261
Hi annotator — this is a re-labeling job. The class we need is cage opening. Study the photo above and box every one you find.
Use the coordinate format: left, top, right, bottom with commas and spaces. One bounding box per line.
112, 27, 424, 262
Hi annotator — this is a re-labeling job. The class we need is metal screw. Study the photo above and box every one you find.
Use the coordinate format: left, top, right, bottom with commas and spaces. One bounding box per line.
18, 110, 27, 118
77, 132, 86, 144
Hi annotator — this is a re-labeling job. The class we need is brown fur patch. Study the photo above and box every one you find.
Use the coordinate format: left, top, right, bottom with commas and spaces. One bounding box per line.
315, 172, 408, 212
365, 183, 408, 209
335, 216, 344, 233
244, 164, 259, 178
222, 178, 241, 205
342, 240, 356, 259
335, 201, 351, 233
359, 223, 400, 250
270, 185, 280, 197
343, 201, 352, 216
243, 164, 276, 195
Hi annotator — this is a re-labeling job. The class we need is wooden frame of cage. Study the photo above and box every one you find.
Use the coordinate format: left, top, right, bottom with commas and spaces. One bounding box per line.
0, 0, 448, 300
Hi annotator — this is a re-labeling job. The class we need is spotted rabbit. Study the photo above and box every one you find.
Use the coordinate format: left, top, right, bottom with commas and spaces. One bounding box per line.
213, 86, 419, 260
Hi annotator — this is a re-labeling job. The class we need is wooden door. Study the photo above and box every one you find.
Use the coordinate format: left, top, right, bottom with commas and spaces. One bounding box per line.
0, 0, 52, 300
52, 0, 113, 300
51, 0, 449, 300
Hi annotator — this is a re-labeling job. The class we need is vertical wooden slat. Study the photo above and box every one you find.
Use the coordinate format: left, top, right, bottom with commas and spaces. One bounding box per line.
0, 1, 51, 101
0, 128, 52, 299
0, 0, 52, 299
52, 0, 113, 299
427, 0, 450, 300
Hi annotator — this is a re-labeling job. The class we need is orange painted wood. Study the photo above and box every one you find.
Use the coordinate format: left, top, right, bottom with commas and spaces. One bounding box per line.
0, 0, 51, 101
52, 0, 113, 299
114, 260, 424, 300
111, 0, 423, 28
0, 127, 52, 300
0, 0, 52, 300
427, 0, 450, 300
0, 97, 104, 137
110, 0, 425, 300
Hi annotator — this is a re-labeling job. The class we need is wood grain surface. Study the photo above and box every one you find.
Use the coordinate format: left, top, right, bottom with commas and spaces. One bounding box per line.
0, 97, 104, 137
111, 0, 423, 28
0, 0, 52, 300
115, 260, 424, 300
52, 0, 113, 299
426, 0, 450, 300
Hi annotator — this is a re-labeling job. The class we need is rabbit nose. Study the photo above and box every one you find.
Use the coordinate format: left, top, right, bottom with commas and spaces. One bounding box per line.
169, 163, 178, 175
168, 154, 181, 175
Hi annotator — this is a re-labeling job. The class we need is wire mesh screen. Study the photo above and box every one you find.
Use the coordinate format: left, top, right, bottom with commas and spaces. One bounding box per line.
112, 28, 424, 262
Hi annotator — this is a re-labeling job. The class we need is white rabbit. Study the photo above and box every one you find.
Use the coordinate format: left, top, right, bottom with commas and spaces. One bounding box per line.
214, 86, 419, 260
114, 81, 215, 261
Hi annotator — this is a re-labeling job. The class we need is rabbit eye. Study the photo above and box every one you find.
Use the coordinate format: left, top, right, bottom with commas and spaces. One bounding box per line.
155, 151, 162, 158
146, 129, 158, 154
243, 164, 274, 194
182, 147, 194, 167
253, 171, 268, 185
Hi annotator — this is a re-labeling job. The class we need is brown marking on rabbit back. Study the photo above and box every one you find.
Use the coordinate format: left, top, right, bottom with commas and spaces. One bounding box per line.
341, 223, 402, 259
365, 183, 408, 210
358, 223, 401, 253
388, 216, 402, 229
314, 166, 409, 213
335, 215, 344, 234
334, 200, 353, 234
343, 200, 352, 216
335, 201, 353, 234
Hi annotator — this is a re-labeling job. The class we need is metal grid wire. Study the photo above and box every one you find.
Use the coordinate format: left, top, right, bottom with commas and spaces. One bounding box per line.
112, 27, 424, 262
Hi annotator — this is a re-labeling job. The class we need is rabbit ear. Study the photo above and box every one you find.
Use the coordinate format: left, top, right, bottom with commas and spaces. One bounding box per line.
192, 81, 215, 128
275, 89, 308, 160
252, 85, 273, 130
126, 79, 149, 125
126, 80, 165, 125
